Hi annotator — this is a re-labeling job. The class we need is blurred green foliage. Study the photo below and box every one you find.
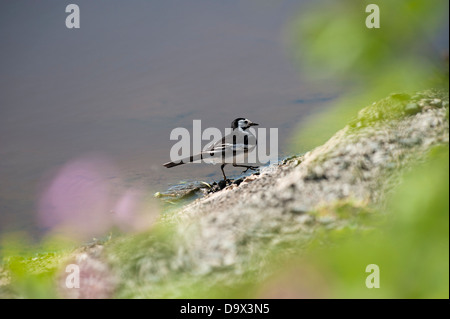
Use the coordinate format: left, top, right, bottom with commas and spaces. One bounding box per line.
287, 0, 449, 152
4, 254, 59, 298
261, 146, 448, 298
328, 145, 449, 298
283, 0, 449, 297
0, 232, 77, 298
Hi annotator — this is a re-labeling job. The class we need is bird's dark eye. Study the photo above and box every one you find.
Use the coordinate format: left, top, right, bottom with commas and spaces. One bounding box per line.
244, 120, 248, 124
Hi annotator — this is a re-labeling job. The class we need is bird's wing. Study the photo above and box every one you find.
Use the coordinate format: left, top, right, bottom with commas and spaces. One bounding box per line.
204, 135, 230, 152
204, 132, 255, 153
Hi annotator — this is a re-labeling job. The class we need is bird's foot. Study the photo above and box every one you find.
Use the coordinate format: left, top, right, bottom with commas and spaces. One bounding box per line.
242, 166, 259, 173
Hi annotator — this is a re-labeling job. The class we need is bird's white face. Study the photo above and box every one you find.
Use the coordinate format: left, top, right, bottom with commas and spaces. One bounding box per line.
238, 119, 258, 130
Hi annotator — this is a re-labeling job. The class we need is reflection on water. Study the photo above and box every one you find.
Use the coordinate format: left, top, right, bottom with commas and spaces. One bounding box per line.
0, 0, 336, 238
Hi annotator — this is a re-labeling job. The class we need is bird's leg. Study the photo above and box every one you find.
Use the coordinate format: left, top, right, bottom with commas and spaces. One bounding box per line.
232, 164, 259, 173
220, 164, 228, 181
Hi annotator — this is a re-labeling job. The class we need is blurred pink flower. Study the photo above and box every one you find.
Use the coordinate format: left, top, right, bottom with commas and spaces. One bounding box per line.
113, 189, 156, 233
37, 155, 116, 240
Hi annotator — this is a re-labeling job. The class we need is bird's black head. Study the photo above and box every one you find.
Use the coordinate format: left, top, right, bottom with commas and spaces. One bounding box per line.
231, 118, 246, 129
231, 118, 259, 130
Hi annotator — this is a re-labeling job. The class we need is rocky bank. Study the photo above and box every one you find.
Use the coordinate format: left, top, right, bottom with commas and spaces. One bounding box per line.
103, 89, 448, 298
1, 89, 448, 298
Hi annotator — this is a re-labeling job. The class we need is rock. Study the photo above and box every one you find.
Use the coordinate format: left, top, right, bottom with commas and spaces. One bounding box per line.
431, 98, 442, 106
233, 178, 244, 186
290, 205, 309, 214
404, 103, 421, 115
218, 180, 227, 190
243, 175, 258, 183
399, 137, 422, 147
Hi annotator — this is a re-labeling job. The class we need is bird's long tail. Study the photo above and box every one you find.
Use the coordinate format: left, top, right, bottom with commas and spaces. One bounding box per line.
163, 161, 185, 168
163, 153, 204, 168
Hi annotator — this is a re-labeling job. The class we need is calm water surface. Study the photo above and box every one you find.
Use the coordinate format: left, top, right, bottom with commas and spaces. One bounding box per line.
0, 0, 339, 238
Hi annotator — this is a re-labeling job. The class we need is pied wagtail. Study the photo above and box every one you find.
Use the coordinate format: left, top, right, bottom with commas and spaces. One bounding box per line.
163, 118, 259, 181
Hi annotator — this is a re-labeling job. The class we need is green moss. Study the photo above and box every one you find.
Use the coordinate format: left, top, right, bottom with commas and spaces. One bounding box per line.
2, 249, 71, 298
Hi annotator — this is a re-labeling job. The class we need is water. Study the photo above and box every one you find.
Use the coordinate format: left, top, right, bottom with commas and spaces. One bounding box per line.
0, 0, 337, 238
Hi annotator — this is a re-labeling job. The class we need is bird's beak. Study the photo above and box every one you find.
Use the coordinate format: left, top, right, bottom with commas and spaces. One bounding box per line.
249, 122, 259, 126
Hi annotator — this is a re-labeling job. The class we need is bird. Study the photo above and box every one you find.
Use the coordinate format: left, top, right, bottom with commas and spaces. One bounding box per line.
163, 118, 259, 181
